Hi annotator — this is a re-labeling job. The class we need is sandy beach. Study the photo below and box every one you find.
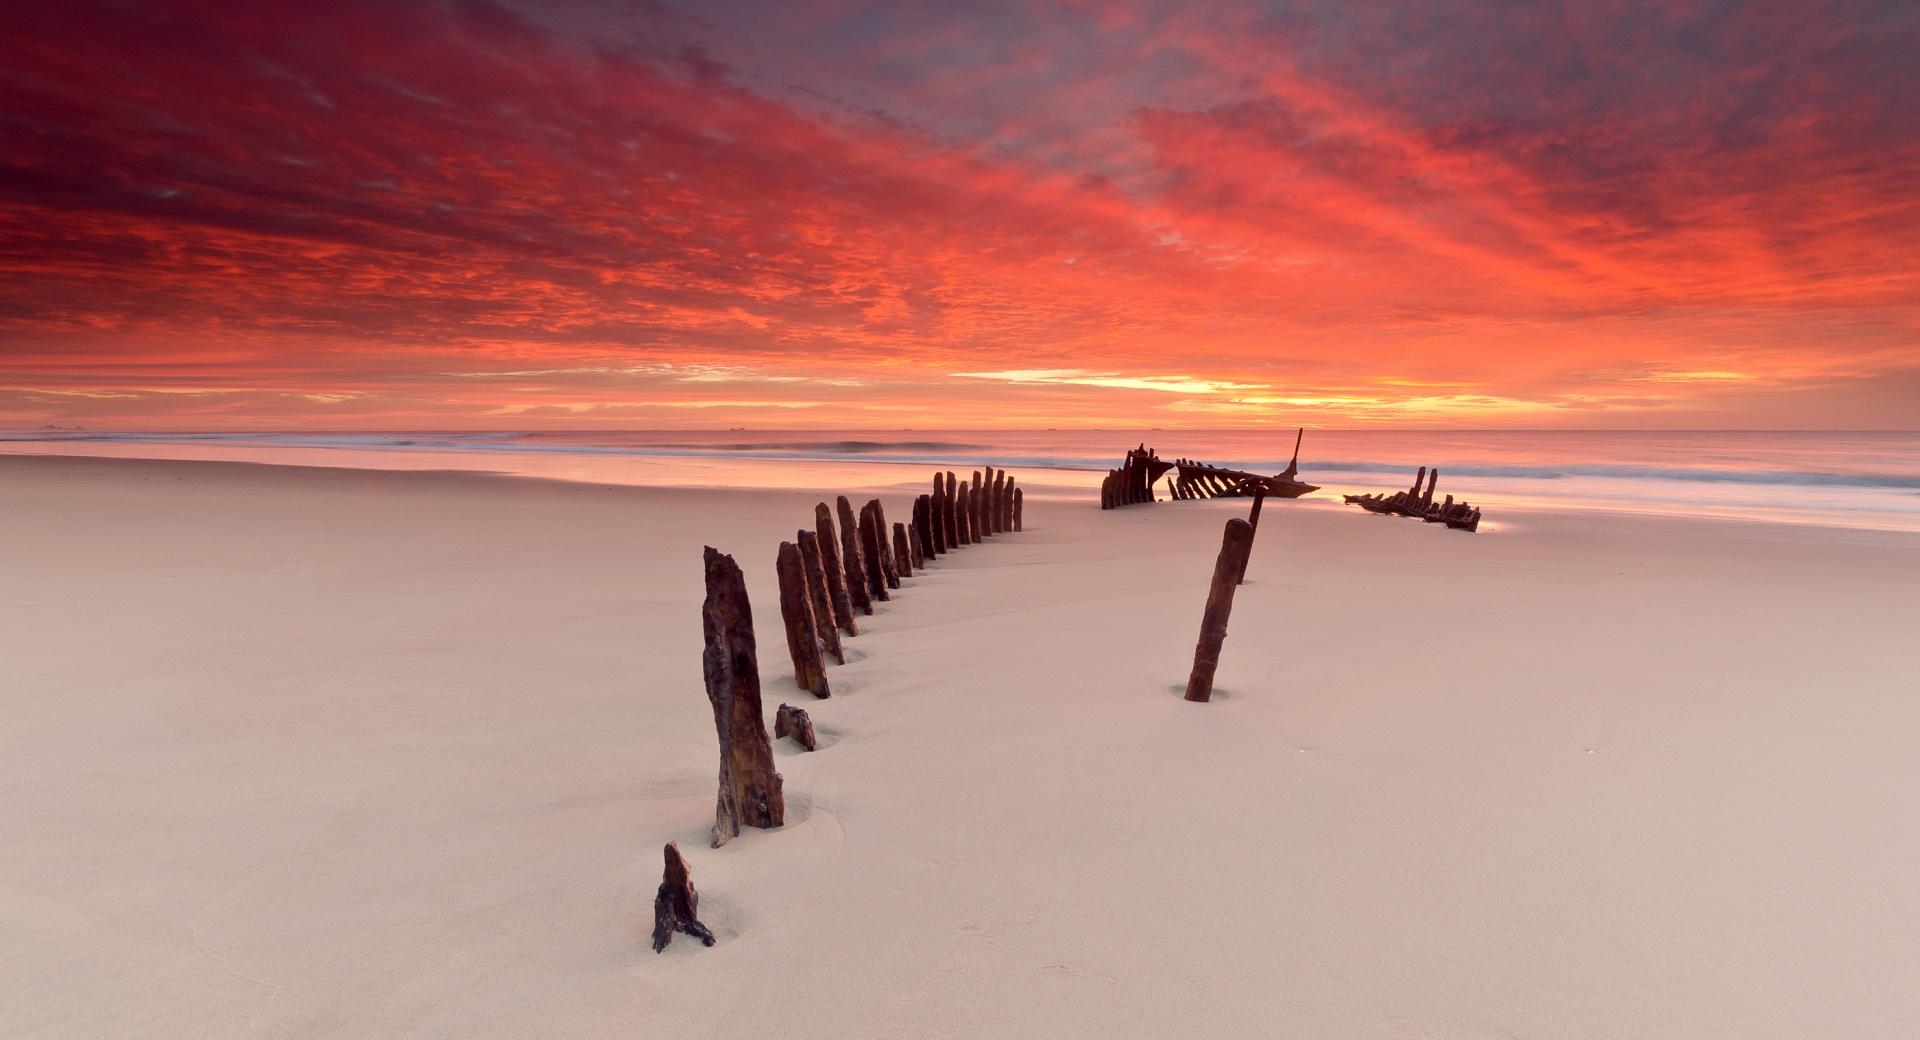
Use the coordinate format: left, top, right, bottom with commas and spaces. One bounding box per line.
4, 454, 1918, 1039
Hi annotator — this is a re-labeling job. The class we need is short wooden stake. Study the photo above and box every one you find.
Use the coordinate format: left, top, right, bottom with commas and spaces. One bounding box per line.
775, 703, 817, 752
652, 842, 715, 953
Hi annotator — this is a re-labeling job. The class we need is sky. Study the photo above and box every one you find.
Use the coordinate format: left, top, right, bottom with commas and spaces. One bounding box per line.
2, 0, 1916, 430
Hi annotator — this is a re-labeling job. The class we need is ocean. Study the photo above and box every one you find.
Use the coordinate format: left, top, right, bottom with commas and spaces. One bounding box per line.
4, 428, 1917, 532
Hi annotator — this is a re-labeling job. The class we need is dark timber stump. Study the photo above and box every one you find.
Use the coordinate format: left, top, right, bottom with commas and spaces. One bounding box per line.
867, 499, 900, 589
955, 481, 973, 544
1013, 487, 1023, 531
700, 547, 784, 845
907, 521, 925, 570
893, 522, 914, 578
991, 471, 1007, 533
944, 472, 959, 546
1183, 519, 1254, 703
856, 502, 891, 601
927, 482, 947, 555
795, 530, 846, 661
774, 703, 817, 751
651, 842, 715, 953
914, 495, 937, 560
811, 505, 859, 635
835, 496, 875, 614
775, 541, 831, 698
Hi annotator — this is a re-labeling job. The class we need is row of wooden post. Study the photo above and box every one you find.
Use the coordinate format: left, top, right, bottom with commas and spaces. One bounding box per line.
663, 466, 1027, 950
1100, 445, 1161, 508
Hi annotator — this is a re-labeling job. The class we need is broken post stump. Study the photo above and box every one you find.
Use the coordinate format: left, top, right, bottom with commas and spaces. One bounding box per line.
701, 547, 784, 845
1013, 487, 1023, 531
835, 496, 875, 614
774, 702, 817, 751
892, 521, 915, 578
811, 505, 859, 635
652, 842, 716, 953
795, 530, 846, 661
775, 541, 831, 698
1184, 519, 1254, 703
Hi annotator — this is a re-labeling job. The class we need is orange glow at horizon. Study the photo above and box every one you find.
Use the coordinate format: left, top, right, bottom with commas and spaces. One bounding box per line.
2, 1, 1916, 431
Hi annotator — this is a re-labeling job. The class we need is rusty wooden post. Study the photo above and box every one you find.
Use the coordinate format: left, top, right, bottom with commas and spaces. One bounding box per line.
1013, 487, 1023, 531
1240, 485, 1267, 584
811, 505, 859, 634
775, 703, 817, 751
701, 547, 783, 845
856, 502, 891, 601
1184, 519, 1254, 703
775, 541, 831, 697
955, 480, 973, 544
866, 498, 899, 589
652, 842, 716, 952
892, 521, 914, 579
835, 496, 874, 614
795, 530, 846, 659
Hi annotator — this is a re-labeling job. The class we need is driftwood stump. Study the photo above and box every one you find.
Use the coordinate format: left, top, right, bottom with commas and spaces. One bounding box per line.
892, 522, 914, 579
701, 547, 784, 845
835, 496, 875, 614
810, 506, 859, 635
652, 842, 715, 953
796, 530, 848, 659
775, 541, 831, 698
1184, 519, 1254, 703
774, 703, 817, 751
857, 502, 892, 600
1013, 487, 1023, 531
867, 499, 900, 589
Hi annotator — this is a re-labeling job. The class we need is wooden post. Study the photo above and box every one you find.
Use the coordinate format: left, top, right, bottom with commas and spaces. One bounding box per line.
857, 502, 891, 601
701, 547, 783, 845
1421, 468, 1438, 509
1240, 485, 1267, 585
915, 495, 937, 560
775, 541, 831, 698
1409, 466, 1427, 499
907, 521, 925, 570
775, 703, 817, 751
835, 496, 874, 614
652, 842, 715, 953
811, 506, 859, 634
796, 530, 847, 659
990, 470, 1005, 533
1184, 519, 1254, 703
1013, 487, 1023, 531
892, 522, 914, 579
955, 480, 973, 544
943, 471, 959, 546
968, 470, 984, 536
866, 499, 899, 589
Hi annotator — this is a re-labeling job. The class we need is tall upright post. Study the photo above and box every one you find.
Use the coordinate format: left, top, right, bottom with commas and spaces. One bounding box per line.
1184, 519, 1254, 703
943, 472, 959, 545
700, 547, 784, 845
835, 496, 874, 615
857, 502, 891, 600
1013, 487, 1023, 531
811, 505, 859, 634
775, 541, 831, 698
866, 498, 899, 590
796, 530, 846, 659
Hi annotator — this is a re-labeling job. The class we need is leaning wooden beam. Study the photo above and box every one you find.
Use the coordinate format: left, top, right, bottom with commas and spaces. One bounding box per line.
1013, 487, 1024, 531
795, 530, 847, 659
652, 842, 716, 953
1184, 519, 1254, 703
701, 547, 784, 846
892, 522, 914, 579
774, 703, 817, 752
833, 497, 874, 616
857, 502, 892, 601
866, 499, 900, 589
775, 541, 831, 698
810, 506, 859, 634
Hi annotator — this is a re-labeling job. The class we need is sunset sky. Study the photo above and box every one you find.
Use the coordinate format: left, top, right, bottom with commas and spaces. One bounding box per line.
2, 0, 1915, 430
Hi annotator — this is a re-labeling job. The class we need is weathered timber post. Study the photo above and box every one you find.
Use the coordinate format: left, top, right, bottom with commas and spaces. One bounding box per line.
1013, 487, 1024, 531
857, 503, 891, 601
915, 495, 937, 560
652, 842, 715, 953
928, 476, 946, 554
775, 703, 817, 751
866, 499, 899, 589
1183, 519, 1254, 703
1421, 468, 1438, 510
796, 530, 846, 660
970, 470, 985, 536
811, 505, 859, 634
701, 547, 783, 845
955, 481, 973, 544
907, 521, 925, 570
1409, 466, 1427, 499
1240, 484, 1267, 585
991, 470, 1006, 533
775, 541, 831, 697
999, 476, 1014, 531
835, 496, 874, 614
944, 472, 959, 545
892, 522, 914, 579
